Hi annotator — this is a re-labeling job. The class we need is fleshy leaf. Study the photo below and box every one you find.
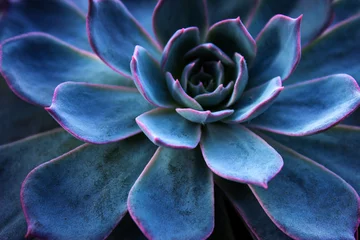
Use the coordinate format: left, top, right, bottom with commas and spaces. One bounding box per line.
248, 15, 301, 88
0, 76, 58, 145
180, 60, 201, 91
165, 72, 203, 111
153, 0, 207, 47
203, 61, 225, 87
263, 124, 360, 195
128, 147, 214, 239
195, 82, 234, 108
0, 33, 133, 107
286, 15, 360, 86
0, 129, 81, 240
216, 177, 292, 240
223, 53, 248, 107
206, 0, 259, 26
224, 77, 283, 123
176, 108, 234, 124
332, 0, 360, 25
250, 74, 360, 136
249, 135, 360, 240
46, 82, 153, 144
131, 46, 177, 108
248, 0, 332, 46
185, 43, 234, 66
161, 27, 200, 79
0, 0, 91, 51
136, 108, 201, 149
201, 123, 283, 188
206, 18, 256, 65
87, 0, 161, 77
69, 0, 88, 13
21, 134, 157, 240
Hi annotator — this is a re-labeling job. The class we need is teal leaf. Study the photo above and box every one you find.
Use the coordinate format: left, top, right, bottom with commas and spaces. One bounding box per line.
0, 33, 133, 107
216, 177, 292, 240
87, 0, 161, 77
0, 0, 91, 51
176, 108, 234, 124
250, 135, 360, 240
184, 43, 234, 66
286, 15, 360, 86
46, 82, 153, 144
250, 74, 360, 136
153, 0, 207, 47
128, 147, 214, 239
21, 134, 157, 240
262, 124, 360, 195
248, 14, 302, 88
0, 129, 81, 240
131, 46, 177, 108
136, 108, 201, 149
206, 0, 259, 26
248, 0, 332, 46
331, 0, 360, 25
161, 27, 200, 80
201, 123, 283, 188
195, 82, 234, 108
206, 17, 256, 65
224, 77, 283, 123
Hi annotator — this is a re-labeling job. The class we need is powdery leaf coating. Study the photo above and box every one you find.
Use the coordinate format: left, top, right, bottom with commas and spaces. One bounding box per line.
21, 134, 157, 240
128, 147, 214, 240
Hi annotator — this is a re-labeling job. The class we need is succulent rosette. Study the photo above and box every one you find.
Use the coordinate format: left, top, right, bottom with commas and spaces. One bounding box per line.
1, 0, 360, 239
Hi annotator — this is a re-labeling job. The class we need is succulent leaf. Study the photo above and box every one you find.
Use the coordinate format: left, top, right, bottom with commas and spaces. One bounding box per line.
184, 43, 234, 66
0, 129, 82, 240
248, 0, 332, 46
21, 134, 157, 240
0, 33, 133, 107
248, 14, 302, 88
249, 135, 360, 240
250, 74, 360, 136
87, 0, 161, 77
224, 77, 283, 123
195, 82, 234, 108
153, 0, 208, 47
136, 108, 201, 149
206, 17, 256, 65
176, 108, 234, 124
131, 45, 177, 108
46, 82, 153, 144
128, 147, 214, 240
332, 0, 360, 25
201, 123, 283, 187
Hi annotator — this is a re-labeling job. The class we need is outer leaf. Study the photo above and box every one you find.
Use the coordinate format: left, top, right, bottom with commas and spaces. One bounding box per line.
0, 33, 133, 107
206, 18, 256, 65
87, 0, 161, 77
131, 46, 177, 108
46, 82, 153, 144
206, 0, 259, 26
136, 108, 201, 149
153, 0, 207, 47
250, 74, 360, 136
286, 15, 360, 86
224, 77, 283, 123
250, 135, 360, 240
331, 0, 360, 25
176, 108, 234, 124
201, 123, 283, 188
69, 0, 88, 14
128, 147, 214, 240
0, 129, 81, 240
0, 76, 57, 145
248, 0, 332, 45
21, 134, 157, 240
262, 124, 360, 195
248, 15, 301, 88
216, 177, 292, 240
0, 0, 91, 51
161, 27, 200, 80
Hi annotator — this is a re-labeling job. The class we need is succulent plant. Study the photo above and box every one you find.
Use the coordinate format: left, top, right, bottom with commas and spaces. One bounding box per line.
1, 0, 360, 239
